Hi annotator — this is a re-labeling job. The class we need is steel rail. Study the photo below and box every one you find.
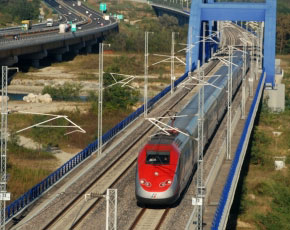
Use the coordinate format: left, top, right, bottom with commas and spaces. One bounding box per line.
154, 208, 170, 230
128, 208, 147, 230
128, 208, 170, 230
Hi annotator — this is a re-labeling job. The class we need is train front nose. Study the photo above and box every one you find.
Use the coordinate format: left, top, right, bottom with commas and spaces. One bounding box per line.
135, 171, 179, 205
135, 143, 180, 205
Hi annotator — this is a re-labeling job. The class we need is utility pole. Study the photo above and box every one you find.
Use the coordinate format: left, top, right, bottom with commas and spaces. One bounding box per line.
196, 68, 205, 230
85, 189, 117, 230
226, 46, 233, 160
256, 23, 260, 80
260, 21, 264, 69
171, 32, 177, 95
188, 26, 193, 77
98, 43, 103, 156
106, 189, 117, 230
144, 32, 153, 117
1, 66, 17, 230
0, 66, 8, 230
202, 22, 206, 65
242, 42, 246, 119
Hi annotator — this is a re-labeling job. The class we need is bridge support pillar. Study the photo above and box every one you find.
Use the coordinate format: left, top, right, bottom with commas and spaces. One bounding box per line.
32, 59, 40, 68
86, 46, 92, 53
85, 39, 98, 53
71, 42, 85, 55
22, 50, 48, 68
55, 54, 63, 62
264, 60, 285, 112
49, 46, 69, 62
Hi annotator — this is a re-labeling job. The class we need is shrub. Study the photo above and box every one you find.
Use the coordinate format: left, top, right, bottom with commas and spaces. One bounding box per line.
42, 82, 82, 101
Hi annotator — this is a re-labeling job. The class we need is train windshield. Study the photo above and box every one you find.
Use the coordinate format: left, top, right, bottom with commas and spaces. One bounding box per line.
146, 151, 170, 165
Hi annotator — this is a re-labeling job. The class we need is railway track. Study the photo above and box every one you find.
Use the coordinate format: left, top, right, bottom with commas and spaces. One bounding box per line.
128, 208, 170, 230
35, 60, 221, 230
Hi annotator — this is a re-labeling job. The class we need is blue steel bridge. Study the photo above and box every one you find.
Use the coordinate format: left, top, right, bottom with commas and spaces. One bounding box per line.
0, 0, 278, 229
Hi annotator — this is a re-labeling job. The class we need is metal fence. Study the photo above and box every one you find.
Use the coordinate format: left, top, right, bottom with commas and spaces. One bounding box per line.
211, 69, 265, 229
150, 0, 191, 10
5, 69, 191, 221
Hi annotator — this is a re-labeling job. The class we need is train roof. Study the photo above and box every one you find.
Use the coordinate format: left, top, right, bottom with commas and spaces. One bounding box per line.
148, 133, 176, 145
172, 51, 244, 135
149, 51, 246, 147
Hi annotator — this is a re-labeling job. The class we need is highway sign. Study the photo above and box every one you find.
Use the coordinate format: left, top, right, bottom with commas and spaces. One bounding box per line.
71, 24, 77, 32
117, 15, 123, 20
100, 3, 107, 12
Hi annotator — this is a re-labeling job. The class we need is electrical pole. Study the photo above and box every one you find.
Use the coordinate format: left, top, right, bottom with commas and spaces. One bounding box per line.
144, 32, 153, 117
98, 43, 103, 156
171, 32, 177, 95
196, 68, 205, 230
188, 26, 193, 77
242, 43, 246, 119
106, 189, 117, 230
226, 46, 233, 160
260, 21, 264, 69
0, 66, 17, 230
0, 66, 8, 230
202, 22, 206, 66
256, 23, 260, 79
85, 189, 117, 230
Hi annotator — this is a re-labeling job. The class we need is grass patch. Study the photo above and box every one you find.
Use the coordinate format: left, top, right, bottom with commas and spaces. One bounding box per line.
77, 72, 97, 81
7, 158, 55, 203
6, 137, 56, 203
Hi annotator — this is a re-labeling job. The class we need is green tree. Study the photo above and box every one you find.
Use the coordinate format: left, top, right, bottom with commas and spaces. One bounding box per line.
42, 82, 83, 101
103, 84, 139, 110
0, 0, 40, 23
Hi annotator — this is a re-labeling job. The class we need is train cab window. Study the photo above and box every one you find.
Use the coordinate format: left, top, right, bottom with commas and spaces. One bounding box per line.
146, 151, 170, 165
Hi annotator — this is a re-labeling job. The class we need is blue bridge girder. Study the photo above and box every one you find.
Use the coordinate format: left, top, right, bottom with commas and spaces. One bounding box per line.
187, 0, 276, 87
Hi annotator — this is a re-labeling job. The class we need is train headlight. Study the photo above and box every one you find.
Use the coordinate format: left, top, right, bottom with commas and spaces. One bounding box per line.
159, 180, 172, 187
140, 179, 151, 187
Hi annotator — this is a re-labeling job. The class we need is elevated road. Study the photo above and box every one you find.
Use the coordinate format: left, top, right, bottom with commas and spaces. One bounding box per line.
0, 0, 118, 67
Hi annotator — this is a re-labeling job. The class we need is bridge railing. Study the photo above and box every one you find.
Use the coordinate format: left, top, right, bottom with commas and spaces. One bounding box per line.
211, 69, 265, 229
0, 20, 118, 50
5, 68, 192, 221
150, 0, 190, 11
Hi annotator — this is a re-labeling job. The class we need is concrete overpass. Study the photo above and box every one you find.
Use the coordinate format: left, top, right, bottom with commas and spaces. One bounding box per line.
0, 0, 118, 68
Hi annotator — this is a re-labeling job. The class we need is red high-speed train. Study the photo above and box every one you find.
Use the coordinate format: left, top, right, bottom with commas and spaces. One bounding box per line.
135, 51, 249, 205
